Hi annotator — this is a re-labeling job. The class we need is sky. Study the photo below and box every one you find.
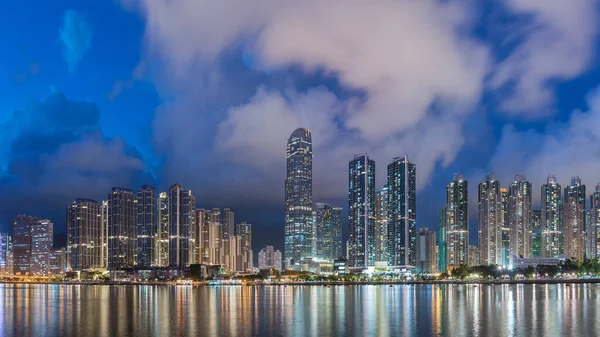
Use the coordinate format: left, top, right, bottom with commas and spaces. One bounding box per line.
1, 0, 600, 253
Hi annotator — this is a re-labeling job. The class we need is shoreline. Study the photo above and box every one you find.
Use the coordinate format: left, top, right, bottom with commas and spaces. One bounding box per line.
1, 279, 600, 286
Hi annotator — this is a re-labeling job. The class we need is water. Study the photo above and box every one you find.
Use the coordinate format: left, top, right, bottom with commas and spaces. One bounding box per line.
1, 283, 599, 336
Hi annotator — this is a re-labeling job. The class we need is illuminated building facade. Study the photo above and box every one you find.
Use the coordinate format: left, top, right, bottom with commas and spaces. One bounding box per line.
315, 203, 343, 262
348, 154, 376, 267
107, 187, 137, 270
284, 128, 313, 266
444, 174, 469, 268
541, 175, 562, 258
508, 175, 532, 260
478, 174, 503, 265
67, 198, 103, 270
387, 155, 416, 267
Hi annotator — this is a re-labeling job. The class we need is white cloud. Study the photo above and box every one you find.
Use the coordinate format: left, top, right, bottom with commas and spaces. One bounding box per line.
490, 0, 598, 115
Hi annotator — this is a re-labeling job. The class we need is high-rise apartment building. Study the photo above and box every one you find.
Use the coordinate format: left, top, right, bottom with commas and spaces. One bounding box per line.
315, 203, 342, 262
168, 184, 196, 268
588, 184, 600, 259
13, 215, 37, 275
541, 175, 562, 258
0, 233, 12, 274
416, 228, 436, 273
101, 200, 108, 268
508, 175, 532, 260
478, 174, 503, 265
137, 185, 155, 267
387, 156, 417, 267
284, 128, 313, 266
107, 187, 137, 270
500, 188, 510, 266
222, 208, 235, 240
468, 245, 480, 267
29, 219, 53, 276
67, 198, 103, 270
258, 245, 283, 271
563, 177, 585, 260
444, 174, 469, 268
438, 208, 447, 272
156, 192, 169, 267
530, 210, 542, 257
375, 187, 389, 262
348, 154, 376, 267
236, 222, 253, 271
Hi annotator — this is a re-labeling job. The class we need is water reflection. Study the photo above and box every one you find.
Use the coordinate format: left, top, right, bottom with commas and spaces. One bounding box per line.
0, 283, 599, 336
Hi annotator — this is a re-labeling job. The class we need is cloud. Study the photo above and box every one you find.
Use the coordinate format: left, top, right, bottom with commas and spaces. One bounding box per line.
59, 10, 93, 73
490, 0, 598, 115
486, 86, 600, 206
0, 92, 147, 219
126, 0, 489, 202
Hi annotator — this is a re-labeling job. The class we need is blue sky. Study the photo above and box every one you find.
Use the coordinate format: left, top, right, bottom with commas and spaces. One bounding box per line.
1, 0, 600, 252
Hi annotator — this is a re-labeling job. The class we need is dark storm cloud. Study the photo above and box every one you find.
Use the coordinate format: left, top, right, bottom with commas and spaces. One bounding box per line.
0, 91, 148, 231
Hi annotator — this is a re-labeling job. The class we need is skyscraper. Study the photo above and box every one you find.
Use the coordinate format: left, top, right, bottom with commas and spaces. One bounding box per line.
30, 219, 53, 276
541, 175, 562, 258
137, 185, 155, 267
438, 208, 447, 272
315, 203, 343, 261
530, 210, 542, 257
168, 184, 196, 268
156, 192, 169, 267
478, 174, 503, 265
107, 187, 137, 270
375, 187, 389, 262
13, 215, 37, 275
508, 175, 532, 260
500, 188, 510, 266
222, 208, 235, 240
236, 222, 253, 271
348, 154, 376, 267
416, 228, 437, 273
588, 184, 600, 259
0, 233, 11, 274
101, 200, 108, 268
387, 156, 417, 267
285, 128, 313, 266
67, 198, 103, 270
444, 173, 469, 268
563, 177, 585, 260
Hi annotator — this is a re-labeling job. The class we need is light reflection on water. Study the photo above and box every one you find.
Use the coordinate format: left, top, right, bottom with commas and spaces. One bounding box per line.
0, 283, 599, 336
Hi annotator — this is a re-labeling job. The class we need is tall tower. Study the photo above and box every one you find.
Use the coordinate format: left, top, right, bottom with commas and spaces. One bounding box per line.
284, 128, 313, 266
588, 184, 600, 259
500, 188, 510, 266
137, 185, 155, 267
156, 192, 169, 267
541, 175, 562, 258
67, 198, 103, 270
107, 187, 137, 270
222, 208, 235, 239
236, 222, 253, 271
315, 203, 343, 262
508, 175, 532, 261
444, 173, 469, 268
387, 156, 417, 267
478, 174, 503, 265
563, 177, 585, 260
168, 184, 196, 268
375, 187, 389, 262
348, 154, 376, 267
